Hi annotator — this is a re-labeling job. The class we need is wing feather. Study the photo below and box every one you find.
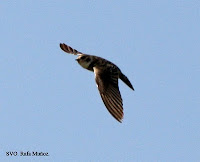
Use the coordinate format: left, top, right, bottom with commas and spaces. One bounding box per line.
101, 94, 122, 121
94, 67, 123, 122
60, 43, 83, 55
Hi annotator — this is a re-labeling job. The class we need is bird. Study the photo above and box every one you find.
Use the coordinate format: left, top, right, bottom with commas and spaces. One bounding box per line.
60, 43, 134, 122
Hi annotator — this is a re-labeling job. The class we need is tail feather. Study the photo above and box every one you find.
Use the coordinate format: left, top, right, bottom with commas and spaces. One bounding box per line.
119, 73, 134, 91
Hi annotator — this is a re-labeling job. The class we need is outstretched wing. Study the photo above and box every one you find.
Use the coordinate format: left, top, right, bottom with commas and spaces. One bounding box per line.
94, 66, 123, 122
60, 43, 83, 55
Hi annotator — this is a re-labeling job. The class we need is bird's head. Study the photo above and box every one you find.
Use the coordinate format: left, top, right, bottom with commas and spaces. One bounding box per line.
76, 55, 93, 69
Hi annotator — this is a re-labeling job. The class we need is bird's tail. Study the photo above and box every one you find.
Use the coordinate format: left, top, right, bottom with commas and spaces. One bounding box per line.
60, 43, 83, 55
119, 73, 134, 91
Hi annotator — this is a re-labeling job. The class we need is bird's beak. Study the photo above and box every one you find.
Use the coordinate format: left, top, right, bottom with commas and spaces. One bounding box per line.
76, 58, 79, 62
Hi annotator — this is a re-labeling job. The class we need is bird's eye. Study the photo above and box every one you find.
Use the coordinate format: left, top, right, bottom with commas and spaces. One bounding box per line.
81, 56, 86, 59
86, 58, 91, 62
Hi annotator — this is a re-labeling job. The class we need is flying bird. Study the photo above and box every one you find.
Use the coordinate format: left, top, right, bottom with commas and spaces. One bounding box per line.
60, 43, 134, 122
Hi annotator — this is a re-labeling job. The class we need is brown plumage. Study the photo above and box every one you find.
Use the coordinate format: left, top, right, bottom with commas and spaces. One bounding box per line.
60, 43, 134, 122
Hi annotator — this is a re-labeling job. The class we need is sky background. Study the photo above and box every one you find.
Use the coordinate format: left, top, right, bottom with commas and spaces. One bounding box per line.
1, 1, 200, 161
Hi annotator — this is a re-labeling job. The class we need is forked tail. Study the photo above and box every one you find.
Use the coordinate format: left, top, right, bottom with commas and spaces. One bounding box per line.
119, 73, 134, 91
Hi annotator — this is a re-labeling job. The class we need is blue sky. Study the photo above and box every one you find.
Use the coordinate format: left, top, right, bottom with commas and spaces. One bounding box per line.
1, 1, 200, 161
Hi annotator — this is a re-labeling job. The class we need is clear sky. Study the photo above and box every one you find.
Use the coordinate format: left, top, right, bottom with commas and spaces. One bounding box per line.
1, 1, 200, 161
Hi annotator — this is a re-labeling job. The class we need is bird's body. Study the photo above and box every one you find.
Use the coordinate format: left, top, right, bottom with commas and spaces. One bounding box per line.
60, 43, 134, 122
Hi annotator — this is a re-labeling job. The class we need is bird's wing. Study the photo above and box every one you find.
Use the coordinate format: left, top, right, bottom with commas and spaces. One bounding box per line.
94, 66, 123, 122
60, 43, 83, 55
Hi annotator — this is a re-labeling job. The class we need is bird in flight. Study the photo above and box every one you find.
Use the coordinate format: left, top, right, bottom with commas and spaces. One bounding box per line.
60, 43, 134, 122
